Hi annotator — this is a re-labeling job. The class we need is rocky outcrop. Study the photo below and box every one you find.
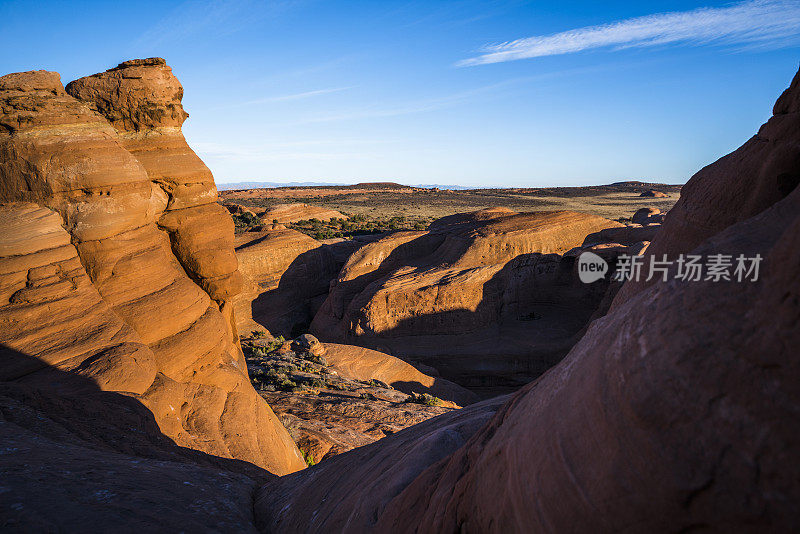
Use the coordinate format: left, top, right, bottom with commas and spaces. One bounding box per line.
0, 64, 304, 474
260, 202, 345, 224
65, 57, 242, 305
242, 334, 475, 464
311, 209, 622, 393
254, 66, 800, 534
232, 227, 359, 336
632, 206, 663, 225
640, 189, 668, 197
323, 343, 478, 406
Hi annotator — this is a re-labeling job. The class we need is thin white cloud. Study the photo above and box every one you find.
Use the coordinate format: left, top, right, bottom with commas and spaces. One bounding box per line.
293, 76, 534, 124
245, 86, 352, 105
133, 0, 299, 50
459, 0, 800, 66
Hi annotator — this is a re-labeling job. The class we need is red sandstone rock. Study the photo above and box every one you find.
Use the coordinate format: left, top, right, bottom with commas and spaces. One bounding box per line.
632, 206, 662, 224
311, 209, 622, 393
231, 227, 352, 335
0, 65, 304, 475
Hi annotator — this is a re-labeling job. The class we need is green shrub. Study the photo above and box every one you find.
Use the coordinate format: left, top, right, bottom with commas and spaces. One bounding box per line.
404, 392, 443, 407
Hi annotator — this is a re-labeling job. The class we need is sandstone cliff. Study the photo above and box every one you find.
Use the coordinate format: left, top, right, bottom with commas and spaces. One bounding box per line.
0, 62, 304, 475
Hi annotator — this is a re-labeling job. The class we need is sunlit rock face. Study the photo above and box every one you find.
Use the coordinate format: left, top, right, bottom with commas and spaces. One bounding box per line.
310, 208, 624, 393
0, 64, 305, 475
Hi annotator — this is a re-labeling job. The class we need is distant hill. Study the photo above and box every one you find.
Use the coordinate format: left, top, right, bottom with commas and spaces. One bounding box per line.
217, 181, 475, 191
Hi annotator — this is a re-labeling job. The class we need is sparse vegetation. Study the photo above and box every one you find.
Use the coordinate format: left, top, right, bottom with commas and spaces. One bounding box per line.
301, 448, 316, 467
404, 392, 443, 407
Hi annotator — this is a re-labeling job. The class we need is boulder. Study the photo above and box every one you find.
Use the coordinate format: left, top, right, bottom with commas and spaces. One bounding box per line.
291, 334, 326, 357
632, 207, 661, 224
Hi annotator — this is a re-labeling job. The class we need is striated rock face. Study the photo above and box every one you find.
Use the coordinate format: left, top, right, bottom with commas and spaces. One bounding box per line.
311, 209, 622, 393
254, 67, 800, 534
232, 227, 357, 336
65, 56, 242, 304
0, 203, 156, 394
260, 202, 345, 224
0, 64, 304, 474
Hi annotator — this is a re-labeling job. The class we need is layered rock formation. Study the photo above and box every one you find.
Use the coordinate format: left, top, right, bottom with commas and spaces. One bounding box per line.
0, 63, 304, 474
311, 208, 623, 393
232, 227, 360, 335
260, 202, 345, 224
254, 66, 800, 534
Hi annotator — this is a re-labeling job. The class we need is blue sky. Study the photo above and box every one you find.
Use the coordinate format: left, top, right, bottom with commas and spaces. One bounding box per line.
2, 1, 799, 187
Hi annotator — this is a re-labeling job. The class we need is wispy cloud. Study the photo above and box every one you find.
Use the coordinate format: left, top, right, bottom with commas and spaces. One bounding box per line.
244, 86, 352, 105
459, 0, 800, 66
292, 76, 533, 124
133, 0, 299, 50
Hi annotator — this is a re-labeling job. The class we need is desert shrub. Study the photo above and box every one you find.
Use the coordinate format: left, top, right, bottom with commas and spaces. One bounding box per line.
278, 378, 297, 391
301, 449, 316, 467
251, 329, 268, 338
404, 392, 443, 407
233, 212, 260, 230
307, 378, 326, 389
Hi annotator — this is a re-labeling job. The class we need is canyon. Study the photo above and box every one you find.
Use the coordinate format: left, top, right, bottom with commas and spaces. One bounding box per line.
0, 58, 797, 532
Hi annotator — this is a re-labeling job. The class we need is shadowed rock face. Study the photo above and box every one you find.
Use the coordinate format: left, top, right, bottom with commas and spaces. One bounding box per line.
232, 227, 349, 336
251, 67, 800, 533
310, 209, 623, 393
0, 64, 304, 475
